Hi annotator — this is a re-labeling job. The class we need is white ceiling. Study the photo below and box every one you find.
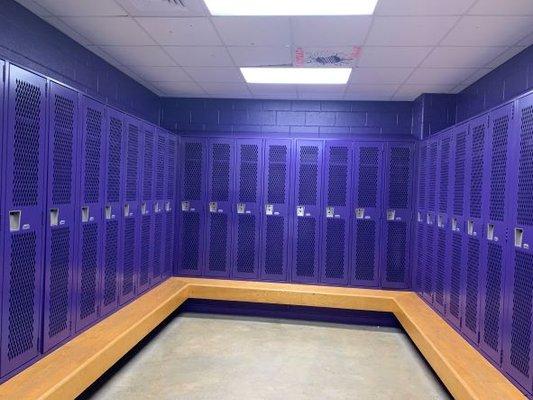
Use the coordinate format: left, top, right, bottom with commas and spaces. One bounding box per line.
16, 0, 533, 101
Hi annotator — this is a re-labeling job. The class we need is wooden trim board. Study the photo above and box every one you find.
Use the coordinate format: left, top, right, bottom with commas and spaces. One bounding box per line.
0, 278, 525, 400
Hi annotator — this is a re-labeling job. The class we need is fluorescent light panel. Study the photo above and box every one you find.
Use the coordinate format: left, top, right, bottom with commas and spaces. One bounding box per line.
204, 0, 378, 16
241, 68, 351, 85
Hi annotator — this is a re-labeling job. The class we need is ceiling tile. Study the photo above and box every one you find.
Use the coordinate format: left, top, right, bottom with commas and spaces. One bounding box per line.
442, 16, 533, 46
366, 16, 458, 46
422, 46, 507, 67
43, 16, 93, 45
392, 84, 456, 100
297, 85, 346, 94
136, 17, 221, 46
60, 16, 155, 45
407, 67, 479, 85
199, 82, 251, 97
300, 92, 346, 100
358, 47, 432, 67
228, 46, 291, 67
344, 84, 398, 100
184, 67, 244, 82
212, 17, 291, 46
468, 0, 533, 15
249, 84, 298, 97
291, 16, 372, 46
349, 67, 413, 84
99, 45, 175, 66
37, 0, 127, 16
375, 0, 475, 15
459, 68, 492, 86
16, 0, 52, 17
165, 46, 234, 66
115, 0, 207, 17
87, 45, 121, 64
517, 31, 533, 46
152, 81, 206, 96
131, 65, 192, 82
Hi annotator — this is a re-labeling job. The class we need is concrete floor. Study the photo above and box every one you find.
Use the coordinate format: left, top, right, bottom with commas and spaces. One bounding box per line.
83, 313, 451, 400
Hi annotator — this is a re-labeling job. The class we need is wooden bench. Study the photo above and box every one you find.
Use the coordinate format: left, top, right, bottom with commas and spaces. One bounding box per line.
0, 278, 525, 400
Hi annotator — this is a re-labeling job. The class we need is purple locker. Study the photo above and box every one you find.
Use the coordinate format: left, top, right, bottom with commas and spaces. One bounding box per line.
462, 114, 489, 345
260, 140, 292, 282
381, 143, 414, 289
292, 140, 323, 284
233, 139, 263, 280
163, 132, 178, 279
42, 82, 78, 353
138, 124, 155, 293
502, 92, 533, 392
446, 123, 469, 330
177, 138, 206, 276
320, 141, 352, 286
1, 65, 47, 376
414, 143, 428, 293
150, 130, 165, 286
422, 139, 438, 302
75, 97, 106, 331
205, 139, 234, 278
478, 103, 513, 365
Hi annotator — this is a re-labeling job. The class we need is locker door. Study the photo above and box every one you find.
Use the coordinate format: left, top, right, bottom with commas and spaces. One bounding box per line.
320, 142, 352, 286
205, 139, 234, 278
260, 140, 292, 282
422, 139, 438, 302
99, 108, 122, 316
138, 124, 155, 293
1, 66, 46, 376
414, 143, 428, 293
446, 124, 468, 330
479, 103, 513, 365
151, 130, 166, 285
462, 114, 489, 344
435, 133, 452, 315
503, 93, 533, 392
163, 132, 178, 279
381, 143, 414, 289
292, 140, 323, 284
233, 139, 263, 280
177, 139, 206, 276
42, 82, 78, 353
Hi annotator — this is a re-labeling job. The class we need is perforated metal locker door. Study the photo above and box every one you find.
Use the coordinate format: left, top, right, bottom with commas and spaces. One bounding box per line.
205, 139, 234, 278
163, 132, 178, 278
150, 130, 166, 287
1, 66, 47, 376
178, 139, 206, 276
292, 140, 323, 284
233, 139, 263, 280
462, 114, 489, 345
422, 139, 438, 302
261, 140, 292, 282
414, 144, 428, 293
503, 92, 533, 392
42, 82, 78, 353
479, 103, 514, 365
381, 142, 413, 289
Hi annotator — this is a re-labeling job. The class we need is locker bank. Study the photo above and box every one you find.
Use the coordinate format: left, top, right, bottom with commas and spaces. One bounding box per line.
0, 0, 532, 399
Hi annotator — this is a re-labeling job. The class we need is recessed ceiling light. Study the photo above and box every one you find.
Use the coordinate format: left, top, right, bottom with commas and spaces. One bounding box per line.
241, 68, 352, 85
204, 0, 378, 16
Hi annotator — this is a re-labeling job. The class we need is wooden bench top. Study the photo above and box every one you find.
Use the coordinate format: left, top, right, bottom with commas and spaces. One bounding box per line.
0, 278, 525, 400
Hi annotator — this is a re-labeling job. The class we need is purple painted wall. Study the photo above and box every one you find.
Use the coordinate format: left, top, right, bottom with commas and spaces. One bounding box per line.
0, 0, 160, 123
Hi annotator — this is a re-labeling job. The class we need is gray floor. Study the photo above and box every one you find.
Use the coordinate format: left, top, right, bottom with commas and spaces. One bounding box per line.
85, 313, 451, 400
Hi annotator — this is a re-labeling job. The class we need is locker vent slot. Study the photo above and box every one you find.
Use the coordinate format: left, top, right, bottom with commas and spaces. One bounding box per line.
465, 237, 480, 334
126, 124, 139, 202
52, 94, 74, 205
122, 218, 135, 296
300, 145, 318, 163
269, 145, 287, 163
241, 144, 258, 162
84, 107, 102, 204
267, 163, 287, 204
385, 221, 407, 283
208, 213, 228, 272
183, 142, 202, 201
355, 219, 376, 281
212, 144, 231, 202
388, 147, 411, 209
13, 79, 41, 207
167, 137, 176, 199
156, 135, 166, 199
7, 232, 37, 360
470, 124, 486, 218
438, 138, 450, 213
140, 215, 151, 286
453, 131, 467, 216
418, 145, 427, 208
450, 232, 462, 319
489, 115, 509, 221
423, 226, 434, 295
517, 105, 533, 226
329, 146, 348, 163
435, 229, 446, 306
298, 164, 318, 205
239, 145, 259, 203
48, 227, 70, 338
80, 224, 98, 320
236, 214, 256, 273
143, 131, 154, 200
264, 215, 284, 276
483, 242, 503, 352
328, 159, 348, 207
428, 142, 437, 210
181, 212, 200, 270
325, 218, 345, 279
415, 224, 425, 289
153, 213, 163, 279
107, 117, 122, 203
358, 147, 379, 208
296, 218, 316, 278
103, 220, 118, 306
164, 212, 175, 273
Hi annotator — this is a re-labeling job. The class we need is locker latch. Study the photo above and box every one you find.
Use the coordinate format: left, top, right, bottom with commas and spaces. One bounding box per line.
165, 201, 171, 212
326, 206, 335, 218
437, 214, 445, 228
467, 220, 475, 236
50, 209, 59, 227
265, 204, 274, 216
209, 202, 218, 213
9, 210, 21, 232
105, 205, 114, 220
124, 204, 131, 217
237, 203, 246, 214
296, 206, 305, 217
387, 209, 396, 221
154, 202, 161, 213
181, 201, 190, 212
356, 208, 365, 219
426, 213, 433, 225
515, 228, 524, 248
417, 212, 423, 222
82, 206, 90, 223
141, 202, 148, 215
451, 218, 459, 232
487, 224, 495, 241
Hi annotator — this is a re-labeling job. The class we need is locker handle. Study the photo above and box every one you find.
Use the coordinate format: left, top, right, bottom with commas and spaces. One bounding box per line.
467, 220, 474, 236
437, 214, 445, 228
165, 201, 171, 212
451, 218, 459, 232
9, 210, 21, 232
154, 202, 161, 213
81, 207, 90, 223
141, 202, 148, 215
487, 224, 495, 241
417, 212, 423, 223
387, 209, 396, 221
515, 228, 524, 248
124, 204, 130, 217
105, 205, 112, 220
50, 208, 59, 227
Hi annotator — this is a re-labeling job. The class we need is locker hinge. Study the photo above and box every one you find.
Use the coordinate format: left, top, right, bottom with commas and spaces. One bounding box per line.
459, 317, 462, 328
500, 349, 504, 365
477, 332, 481, 344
